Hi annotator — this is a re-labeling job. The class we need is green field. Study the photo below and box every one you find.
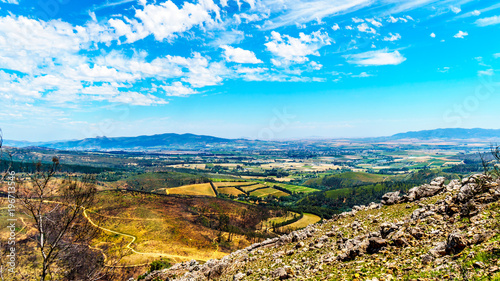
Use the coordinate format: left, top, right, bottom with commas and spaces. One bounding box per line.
334, 172, 391, 182
165, 183, 216, 197
261, 182, 320, 194
125, 171, 209, 192
249, 187, 289, 198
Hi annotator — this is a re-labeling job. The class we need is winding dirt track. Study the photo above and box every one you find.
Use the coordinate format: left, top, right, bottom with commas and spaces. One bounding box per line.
82, 208, 210, 264
3, 200, 213, 267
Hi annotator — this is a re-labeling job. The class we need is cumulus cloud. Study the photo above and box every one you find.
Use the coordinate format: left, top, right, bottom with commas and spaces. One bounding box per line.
383, 33, 401, 41
265, 30, 331, 65
162, 82, 199, 96
221, 45, 263, 64
332, 23, 340, 30
471, 10, 481, 16
109, 0, 221, 42
430, 33, 436, 38
475, 15, 500, 27
454, 31, 468, 38
366, 18, 382, 27
357, 23, 376, 34
345, 49, 406, 66
0, 0, 19, 4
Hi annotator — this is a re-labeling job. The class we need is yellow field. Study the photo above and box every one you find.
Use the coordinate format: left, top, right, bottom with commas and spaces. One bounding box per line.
278, 213, 321, 231
217, 187, 245, 196
213, 181, 256, 187
261, 211, 300, 231
249, 187, 289, 198
165, 183, 216, 197
240, 184, 266, 193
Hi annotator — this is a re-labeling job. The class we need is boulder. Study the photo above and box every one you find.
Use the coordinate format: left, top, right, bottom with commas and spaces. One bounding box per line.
381, 191, 401, 205
380, 223, 399, 238
446, 232, 467, 255
404, 183, 444, 202
367, 237, 387, 254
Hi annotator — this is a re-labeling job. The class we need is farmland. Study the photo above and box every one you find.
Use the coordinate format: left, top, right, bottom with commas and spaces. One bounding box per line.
249, 187, 289, 198
1, 134, 495, 280
217, 187, 245, 196
163, 183, 216, 197
277, 213, 322, 232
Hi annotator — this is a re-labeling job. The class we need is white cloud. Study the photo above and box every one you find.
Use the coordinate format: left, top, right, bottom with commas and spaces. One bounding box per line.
309, 61, 323, 70
166, 52, 227, 88
430, 32, 436, 38
221, 45, 263, 64
261, 0, 372, 30
352, 17, 364, 23
387, 16, 398, 23
357, 23, 376, 34
453, 30, 468, 38
0, 0, 18, 4
345, 25, 353, 30
383, 33, 401, 41
265, 30, 331, 65
450, 6, 461, 14
352, 72, 371, 77
110, 0, 221, 42
475, 15, 500, 27
438, 66, 450, 73
494, 53, 500, 58
471, 10, 481, 16
161, 82, 199, 97
209, 29, 245, 47
366, 18, 382, 27
346, 49, 406, 66
478, 69, 494, 76
332, 23, 340, 31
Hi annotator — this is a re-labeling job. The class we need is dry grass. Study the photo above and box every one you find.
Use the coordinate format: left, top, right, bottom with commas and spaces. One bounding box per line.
88, 191, 261, 268
164, 183, 215, 197
249, 187, 289, 198
277, 213, 321, 232
213, 181, 256, 187
218, 187, 245, 196
240, 184, 267, 193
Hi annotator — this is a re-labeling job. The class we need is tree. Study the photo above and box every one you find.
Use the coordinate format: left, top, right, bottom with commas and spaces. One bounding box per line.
19, 157, 106, 281
481, 145, 500, 179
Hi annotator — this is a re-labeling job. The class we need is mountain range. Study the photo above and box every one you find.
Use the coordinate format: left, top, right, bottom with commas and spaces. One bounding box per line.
4, 128, 500, 151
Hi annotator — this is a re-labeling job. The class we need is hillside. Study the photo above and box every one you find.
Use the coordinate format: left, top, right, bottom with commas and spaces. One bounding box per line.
136, 174, 500, 280
4, 133, 241, 150
5, 128, 500, 151
386, 128, 500, 140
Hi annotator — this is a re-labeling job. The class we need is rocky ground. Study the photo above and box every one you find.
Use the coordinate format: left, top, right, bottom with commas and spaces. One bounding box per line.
135, 174, 500, 281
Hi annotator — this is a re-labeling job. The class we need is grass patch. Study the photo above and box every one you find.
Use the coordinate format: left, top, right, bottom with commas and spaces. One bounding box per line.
165, 183, 216, 197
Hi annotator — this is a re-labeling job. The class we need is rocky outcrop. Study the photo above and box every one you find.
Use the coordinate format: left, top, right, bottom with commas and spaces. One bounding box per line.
135, 175, 500, 281
381, 191, 400, 205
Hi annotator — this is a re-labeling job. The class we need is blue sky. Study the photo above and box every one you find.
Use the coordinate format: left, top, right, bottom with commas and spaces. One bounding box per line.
0, 0, 499, 141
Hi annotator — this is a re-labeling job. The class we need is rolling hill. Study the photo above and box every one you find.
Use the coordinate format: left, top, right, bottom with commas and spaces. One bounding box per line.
385, 128, 500, 140
4, 133, 244, 151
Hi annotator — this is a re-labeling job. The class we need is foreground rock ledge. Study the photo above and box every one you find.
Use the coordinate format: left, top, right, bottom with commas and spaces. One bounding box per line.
134, 174, 500, 281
